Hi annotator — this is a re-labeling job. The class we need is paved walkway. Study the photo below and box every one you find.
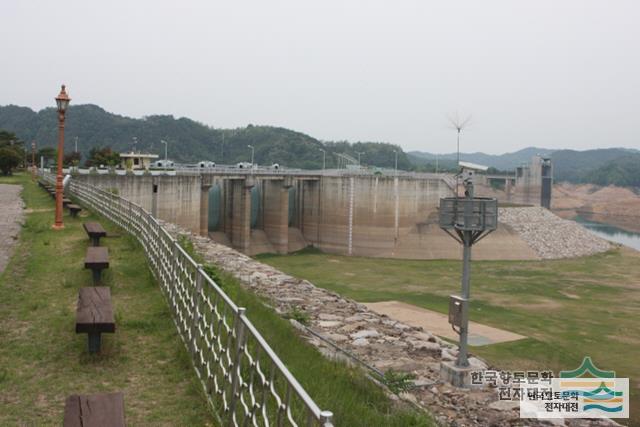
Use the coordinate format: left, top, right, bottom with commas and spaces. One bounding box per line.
0, 184, 24, 274
363, 300, 526, 345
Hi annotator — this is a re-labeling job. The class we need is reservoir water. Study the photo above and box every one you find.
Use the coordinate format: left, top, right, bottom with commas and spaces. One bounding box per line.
573, 216, 640, 251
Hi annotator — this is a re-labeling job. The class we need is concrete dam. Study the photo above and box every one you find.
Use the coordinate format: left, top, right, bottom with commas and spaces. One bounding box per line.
75, 170, 540, 260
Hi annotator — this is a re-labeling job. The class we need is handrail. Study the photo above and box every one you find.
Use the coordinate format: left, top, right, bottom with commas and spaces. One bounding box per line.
40, 171, 333, 427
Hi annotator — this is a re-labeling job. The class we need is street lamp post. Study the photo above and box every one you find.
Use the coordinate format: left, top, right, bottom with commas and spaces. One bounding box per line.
160, 140, 168, 171
319, 148, 326, 170
357, 151, 364, 166
52, 85, 70, 230
248, 145, 254, 165
393, 150, 398, 174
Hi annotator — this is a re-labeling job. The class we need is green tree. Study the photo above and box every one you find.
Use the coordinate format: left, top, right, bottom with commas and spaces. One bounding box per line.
85, 146, 119, 167
0, 130, 25, 175
0, 147, 22, 175
63, 151, 81, 167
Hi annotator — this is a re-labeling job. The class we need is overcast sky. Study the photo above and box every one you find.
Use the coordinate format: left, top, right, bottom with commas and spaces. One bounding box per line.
2, 1, 639, 154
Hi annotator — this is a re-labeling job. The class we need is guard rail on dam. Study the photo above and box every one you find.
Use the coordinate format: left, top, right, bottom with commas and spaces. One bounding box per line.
41, 172, 333, 427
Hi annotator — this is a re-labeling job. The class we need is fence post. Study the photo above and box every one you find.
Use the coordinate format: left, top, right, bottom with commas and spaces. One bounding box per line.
228, 307, 247, 425
320, 411, 334, 427
169, 239, 180, 314
191, 264, 204, 357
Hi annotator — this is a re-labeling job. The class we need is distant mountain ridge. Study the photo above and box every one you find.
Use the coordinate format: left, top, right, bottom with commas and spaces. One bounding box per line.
0, 104, 412, 170
408, 147, 555, 170
410, 147, 640, 188
1, 103, 638, 187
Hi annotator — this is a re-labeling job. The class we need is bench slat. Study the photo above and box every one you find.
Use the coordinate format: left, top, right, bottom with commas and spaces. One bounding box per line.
63, 392, 125, 427
83, 222, 107, 237
76, 287, 115, 333
85, 247, 109, 269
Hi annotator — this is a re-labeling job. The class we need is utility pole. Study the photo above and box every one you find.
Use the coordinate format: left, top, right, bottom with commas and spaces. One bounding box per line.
74, 136, 78, 153
31, 141, 36, 180
319, 148, 326, 170
357, 151, 364, 166
221, 132, 225, 163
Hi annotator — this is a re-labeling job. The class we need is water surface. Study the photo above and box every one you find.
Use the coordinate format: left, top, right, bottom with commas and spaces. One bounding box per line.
573, 216, 640, 251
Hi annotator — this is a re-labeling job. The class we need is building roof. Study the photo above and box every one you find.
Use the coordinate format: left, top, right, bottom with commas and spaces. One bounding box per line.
119, 152, 159, 159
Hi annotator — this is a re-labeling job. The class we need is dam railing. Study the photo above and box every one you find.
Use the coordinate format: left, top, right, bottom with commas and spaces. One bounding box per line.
41, 172, 333, 427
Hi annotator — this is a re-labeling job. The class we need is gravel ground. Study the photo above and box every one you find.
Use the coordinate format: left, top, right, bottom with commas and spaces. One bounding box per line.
499, 207, 612, 259
0, 184, 24, 273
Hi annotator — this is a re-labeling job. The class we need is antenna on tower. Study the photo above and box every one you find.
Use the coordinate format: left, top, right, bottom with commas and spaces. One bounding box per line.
447, 112, 472, 193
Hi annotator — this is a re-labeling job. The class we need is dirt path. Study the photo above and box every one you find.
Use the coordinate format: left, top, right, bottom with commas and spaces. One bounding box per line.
0, 184, 24, 273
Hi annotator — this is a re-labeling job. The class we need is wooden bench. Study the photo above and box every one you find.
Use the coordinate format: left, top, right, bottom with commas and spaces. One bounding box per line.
85, 247, 109, 285
83, 222, 107, 246
76, 287, 115, 353
63, 392, 125, 426
68, 204, 82, 218
62, 198, 72, 208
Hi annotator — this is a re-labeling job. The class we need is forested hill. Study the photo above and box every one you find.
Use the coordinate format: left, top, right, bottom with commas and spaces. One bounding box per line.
411, 147, 640, 188
552, 148, 640, 188
0, 104, 412, 170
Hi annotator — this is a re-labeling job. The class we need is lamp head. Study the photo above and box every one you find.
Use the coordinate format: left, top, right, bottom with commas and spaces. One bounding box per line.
55, 85, 71, 113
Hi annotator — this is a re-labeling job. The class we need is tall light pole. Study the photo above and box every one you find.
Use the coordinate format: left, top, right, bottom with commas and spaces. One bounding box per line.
319, 148, 326, 170
53, 85, 70, 230
393, 149, 398, 174
357, 151, 364, 166
221, 132, 225, 163
74, 136, 78, 153
248, 145, 254, 165
435, 153, 439, 174
160, 140, 168, 171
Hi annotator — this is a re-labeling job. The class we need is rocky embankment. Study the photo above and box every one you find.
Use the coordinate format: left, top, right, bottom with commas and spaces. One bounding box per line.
499, 207, 612, 259
552, 183, 640, 233
162, 221, 616, 427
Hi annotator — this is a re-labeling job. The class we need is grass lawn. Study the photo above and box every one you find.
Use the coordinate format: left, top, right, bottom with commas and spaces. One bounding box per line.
0, 174, 212, 425
257, 246, 640, 424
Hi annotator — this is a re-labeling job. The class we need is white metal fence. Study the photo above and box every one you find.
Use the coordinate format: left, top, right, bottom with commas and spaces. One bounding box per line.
42, 173, 334, 427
